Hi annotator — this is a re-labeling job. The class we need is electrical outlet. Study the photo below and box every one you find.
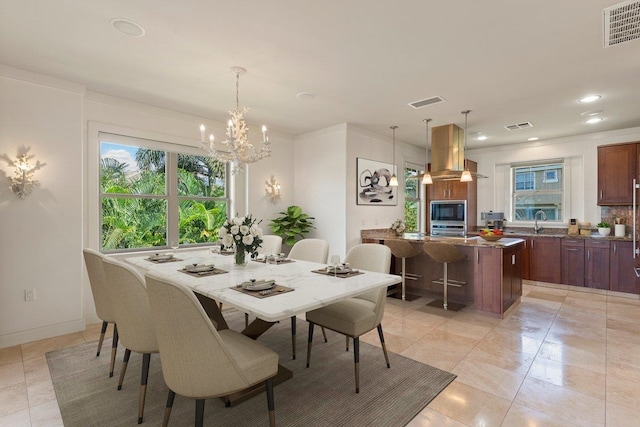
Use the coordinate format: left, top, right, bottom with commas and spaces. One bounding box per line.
25, 289, 36, 301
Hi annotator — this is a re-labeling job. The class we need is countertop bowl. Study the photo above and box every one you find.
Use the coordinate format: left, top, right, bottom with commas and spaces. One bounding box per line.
479, 234, 503, 242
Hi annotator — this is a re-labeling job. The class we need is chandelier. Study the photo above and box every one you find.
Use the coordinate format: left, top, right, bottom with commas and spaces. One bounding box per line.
199, 66, 270, 174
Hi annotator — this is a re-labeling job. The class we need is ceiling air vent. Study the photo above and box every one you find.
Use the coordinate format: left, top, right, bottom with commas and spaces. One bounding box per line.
604, 1, 640, 47
505, 122, 534, 131
407, 96, 446, 109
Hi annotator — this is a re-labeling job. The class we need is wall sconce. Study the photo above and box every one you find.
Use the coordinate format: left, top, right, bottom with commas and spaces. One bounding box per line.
265, 175, 281, 201
9, 151, 45, 199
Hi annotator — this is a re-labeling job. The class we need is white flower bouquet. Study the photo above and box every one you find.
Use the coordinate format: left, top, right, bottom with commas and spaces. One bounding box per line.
390, 219, 405, 234
218, 214, 264, 264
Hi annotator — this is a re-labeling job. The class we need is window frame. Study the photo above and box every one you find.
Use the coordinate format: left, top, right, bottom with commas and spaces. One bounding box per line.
403, 161, 424, 233
98, 132, 230, 254
510, 160, 564, 223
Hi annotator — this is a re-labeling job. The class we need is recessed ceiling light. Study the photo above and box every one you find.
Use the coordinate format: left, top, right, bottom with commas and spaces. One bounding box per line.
110, 18, 145, 37
586, 117, 604, 124
296, 92, 316, 100
581, 110, 603, 116
528, 137, 539, 141
477, 135, 488, 141
579, 95, 601, 103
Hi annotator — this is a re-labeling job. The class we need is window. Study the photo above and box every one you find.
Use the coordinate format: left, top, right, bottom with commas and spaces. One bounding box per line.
100, 135, 228, 252
512, 161, 563, 221
404, 162, 423, 232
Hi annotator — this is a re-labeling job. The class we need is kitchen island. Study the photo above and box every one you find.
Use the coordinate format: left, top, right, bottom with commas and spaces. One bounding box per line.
361, 230, 525, 318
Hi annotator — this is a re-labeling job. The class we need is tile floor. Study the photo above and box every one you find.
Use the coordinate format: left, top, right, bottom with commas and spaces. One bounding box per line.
1, 281, 640, 426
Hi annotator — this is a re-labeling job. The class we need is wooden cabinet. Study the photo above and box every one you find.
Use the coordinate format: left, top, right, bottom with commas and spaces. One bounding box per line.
610, 240, 640, 294
502, 244, 523, 311
474, 247, 502, 315
529, 236, 562, 283
426, 159, 478, 231
597, 143, 637, 205
561, 239, 584, 286
585, 240, 610, 289
473, 242, 523, 316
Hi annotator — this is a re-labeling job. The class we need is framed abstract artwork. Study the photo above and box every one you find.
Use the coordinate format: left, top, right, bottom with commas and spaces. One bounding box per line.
356, 157, 397, 205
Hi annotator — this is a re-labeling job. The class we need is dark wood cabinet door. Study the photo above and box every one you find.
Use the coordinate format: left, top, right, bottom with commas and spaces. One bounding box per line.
474, 247, 502, 315
449, 181, 469, 201
429, 180, 451, 200
530, 237, 561, 283
522, 237, 531, 280
597, 143, 637, 205
502, 245, 523, 311
585, 240, 610, 289
610, 241, 640, 294
561, 239, 585, 286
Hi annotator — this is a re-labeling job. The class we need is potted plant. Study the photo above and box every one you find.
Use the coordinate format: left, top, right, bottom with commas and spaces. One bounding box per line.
269, 205, 315, 246
390, 219, 406, 236
597, 221, 611, 236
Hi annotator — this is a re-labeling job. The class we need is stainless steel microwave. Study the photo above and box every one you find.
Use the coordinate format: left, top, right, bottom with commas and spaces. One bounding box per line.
430, 200, 467, 236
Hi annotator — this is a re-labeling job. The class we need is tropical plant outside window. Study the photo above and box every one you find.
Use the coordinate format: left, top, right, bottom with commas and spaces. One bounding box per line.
404, 163, 422, 232
512, 161, 563, 222
100, 138, 229, 252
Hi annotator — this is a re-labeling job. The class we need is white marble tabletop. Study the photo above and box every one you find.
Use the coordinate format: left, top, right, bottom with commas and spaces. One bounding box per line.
127, 249, 401, 323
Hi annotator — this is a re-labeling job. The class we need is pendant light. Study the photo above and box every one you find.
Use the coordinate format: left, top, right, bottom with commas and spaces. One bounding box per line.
460, 110, 473, 182
389, 125, 399, 186
422, 119, 433, 185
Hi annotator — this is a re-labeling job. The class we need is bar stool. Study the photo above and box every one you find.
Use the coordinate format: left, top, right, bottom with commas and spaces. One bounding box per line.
384, 239, 422, 301
422, 242, 467, 311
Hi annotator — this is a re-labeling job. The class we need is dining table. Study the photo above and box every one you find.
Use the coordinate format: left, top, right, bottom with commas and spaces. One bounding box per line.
126, 248, 401, 404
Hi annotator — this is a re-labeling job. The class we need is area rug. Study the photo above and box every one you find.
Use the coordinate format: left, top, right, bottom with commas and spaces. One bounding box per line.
47, 311, 455, 426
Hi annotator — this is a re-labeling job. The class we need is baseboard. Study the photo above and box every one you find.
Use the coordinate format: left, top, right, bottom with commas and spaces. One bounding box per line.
0, 318, 87, 349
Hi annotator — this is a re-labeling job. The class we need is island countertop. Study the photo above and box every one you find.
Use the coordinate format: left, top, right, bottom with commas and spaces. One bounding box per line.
361, 230, 524, 248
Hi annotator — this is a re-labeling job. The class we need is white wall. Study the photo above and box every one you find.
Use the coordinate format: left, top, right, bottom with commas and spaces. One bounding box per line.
0, 70, 85, 347
294, 124, 348, 257
470, 127, 640, 228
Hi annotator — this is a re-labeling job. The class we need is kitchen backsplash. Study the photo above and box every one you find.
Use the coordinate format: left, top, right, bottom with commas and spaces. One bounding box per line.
601, 205, 635, 236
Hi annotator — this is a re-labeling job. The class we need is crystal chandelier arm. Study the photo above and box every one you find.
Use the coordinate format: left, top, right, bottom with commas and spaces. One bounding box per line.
198, 66, 270, 175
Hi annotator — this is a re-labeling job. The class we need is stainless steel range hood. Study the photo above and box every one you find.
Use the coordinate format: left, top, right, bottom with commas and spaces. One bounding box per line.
429, 123, 487, 181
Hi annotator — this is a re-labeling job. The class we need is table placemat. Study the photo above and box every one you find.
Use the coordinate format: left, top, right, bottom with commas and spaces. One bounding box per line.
251, 258, 295, 264
145, 257, 182, 264
179, 267, 228, 278
311, 269, 364, 278
219, 250, 235, 256
232, 284, 294, 298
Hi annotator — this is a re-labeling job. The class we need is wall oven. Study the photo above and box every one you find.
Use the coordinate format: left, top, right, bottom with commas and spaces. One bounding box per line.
430, 200, 467, 236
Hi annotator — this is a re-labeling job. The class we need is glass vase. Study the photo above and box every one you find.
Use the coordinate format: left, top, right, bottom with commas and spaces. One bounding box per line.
234, 248, 247, 266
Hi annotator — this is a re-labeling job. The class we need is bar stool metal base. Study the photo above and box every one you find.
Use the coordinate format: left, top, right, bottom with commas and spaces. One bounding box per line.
388, 290, 422, 301
426, 299, 466, 311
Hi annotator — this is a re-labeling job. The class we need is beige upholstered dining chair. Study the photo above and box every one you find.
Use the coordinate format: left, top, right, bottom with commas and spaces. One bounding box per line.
102, 257, 159, 424
287, 238, 330, 359
145, 272, 279, 427
258, 234, 283, 255
288, 238, 329, 264
82, 249, 119, 377
305, 243, 392, 393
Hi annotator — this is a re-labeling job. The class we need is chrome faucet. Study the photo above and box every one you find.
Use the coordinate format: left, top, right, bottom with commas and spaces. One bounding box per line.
534, 210, 547, 233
